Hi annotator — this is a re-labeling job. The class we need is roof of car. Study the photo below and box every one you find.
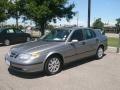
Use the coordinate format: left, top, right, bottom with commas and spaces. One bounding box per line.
56, 26, 91, 31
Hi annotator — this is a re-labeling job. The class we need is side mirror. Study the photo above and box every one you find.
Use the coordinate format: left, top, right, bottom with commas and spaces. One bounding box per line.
71, 39, 78, 42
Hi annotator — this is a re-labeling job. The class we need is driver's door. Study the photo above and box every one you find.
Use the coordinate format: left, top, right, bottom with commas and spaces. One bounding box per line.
64, 29, 86, 63
70, 29, 88, 61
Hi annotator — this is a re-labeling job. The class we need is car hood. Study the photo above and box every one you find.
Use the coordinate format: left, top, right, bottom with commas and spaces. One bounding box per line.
11, 40, 64, 53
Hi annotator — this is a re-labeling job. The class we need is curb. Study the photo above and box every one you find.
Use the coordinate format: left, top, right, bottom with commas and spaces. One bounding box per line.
107, 46, 120, 54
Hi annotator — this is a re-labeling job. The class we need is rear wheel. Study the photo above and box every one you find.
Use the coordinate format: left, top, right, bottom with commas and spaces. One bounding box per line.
4, 39, 10, 46
44, 56, 62, 75
96, 46, 104, 59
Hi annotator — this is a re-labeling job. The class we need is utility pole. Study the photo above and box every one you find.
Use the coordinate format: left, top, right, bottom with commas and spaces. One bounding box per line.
15, 0, 19, 28
76, 12, 79, 26
117, 33, 120, 53
88, 0, 91, 28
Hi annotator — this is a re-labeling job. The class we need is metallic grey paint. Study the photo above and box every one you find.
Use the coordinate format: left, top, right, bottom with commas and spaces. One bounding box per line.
5, 27, 107, 73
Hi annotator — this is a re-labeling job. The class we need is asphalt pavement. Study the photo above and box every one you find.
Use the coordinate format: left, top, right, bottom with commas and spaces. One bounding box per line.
0, 44, 120, 90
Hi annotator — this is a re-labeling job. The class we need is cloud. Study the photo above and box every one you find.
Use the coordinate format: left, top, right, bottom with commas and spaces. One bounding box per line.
50, 17, 87, 27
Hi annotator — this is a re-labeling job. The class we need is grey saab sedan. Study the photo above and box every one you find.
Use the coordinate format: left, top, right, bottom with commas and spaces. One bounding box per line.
5, 27, 107, 75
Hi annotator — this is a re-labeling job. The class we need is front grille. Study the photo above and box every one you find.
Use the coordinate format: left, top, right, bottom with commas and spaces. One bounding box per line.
10, 51, 19, 58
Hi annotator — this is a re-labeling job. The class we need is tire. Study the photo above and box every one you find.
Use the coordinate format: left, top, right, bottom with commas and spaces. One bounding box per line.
96, 46, 104, 59
4, 39, 10, 46
26, 37, 31, 42
44, 56, 62, 75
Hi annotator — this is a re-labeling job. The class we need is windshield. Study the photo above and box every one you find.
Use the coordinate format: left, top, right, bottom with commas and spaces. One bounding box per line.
41, 29, 71, 41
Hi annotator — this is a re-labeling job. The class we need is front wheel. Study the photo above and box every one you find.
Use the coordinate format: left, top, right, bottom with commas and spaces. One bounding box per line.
96, 47, 104, 59
44, 56, 62, 75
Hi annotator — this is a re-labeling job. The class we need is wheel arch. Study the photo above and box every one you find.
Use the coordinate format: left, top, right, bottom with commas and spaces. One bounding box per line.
98, 44, 104, 51
45, 52, 64, 65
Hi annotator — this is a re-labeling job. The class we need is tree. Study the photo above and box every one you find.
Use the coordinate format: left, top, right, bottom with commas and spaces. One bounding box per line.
23, 0, 75, 35
8, 0, 25, 28
93, 18, 104, 29
0, 0, 9, 23
115, 18, 120, 33
46, 24, 55, 30
116, 18, 120, 24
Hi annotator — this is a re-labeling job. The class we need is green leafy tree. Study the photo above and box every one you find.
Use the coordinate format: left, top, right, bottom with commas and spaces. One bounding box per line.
0, 0, 9, 22
24, 0, 75, 35
116, 18, 120, 33
8, 0, 25, 28
93, 18, 104, 29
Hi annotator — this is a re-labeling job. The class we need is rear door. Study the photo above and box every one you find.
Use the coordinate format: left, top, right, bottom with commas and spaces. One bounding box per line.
83, 29, 98, 56
14, 29, 27, 42
67, 29, 87, 61
0, 29, 5, 43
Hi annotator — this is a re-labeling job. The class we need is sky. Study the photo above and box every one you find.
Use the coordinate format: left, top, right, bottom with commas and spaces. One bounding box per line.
6, 0, 120, 27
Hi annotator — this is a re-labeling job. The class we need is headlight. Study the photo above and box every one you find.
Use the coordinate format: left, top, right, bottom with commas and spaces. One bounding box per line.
19, 54, 31, 60
19, 52, 40, 60
7, 48, 15, 56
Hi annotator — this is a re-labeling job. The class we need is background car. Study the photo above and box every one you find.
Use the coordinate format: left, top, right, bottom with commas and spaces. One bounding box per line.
0, 28, 31, 45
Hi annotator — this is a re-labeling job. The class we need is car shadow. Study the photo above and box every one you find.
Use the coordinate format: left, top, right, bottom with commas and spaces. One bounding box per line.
63, 54, 106, 71
8, 54, 106, 79
0, 43, 4, 47
8, 68, 46, 79
63, 57, 97, 70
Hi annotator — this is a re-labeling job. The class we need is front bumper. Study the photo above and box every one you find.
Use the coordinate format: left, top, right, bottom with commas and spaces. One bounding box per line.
5, 55, 44, 73
9, 62, 44, 73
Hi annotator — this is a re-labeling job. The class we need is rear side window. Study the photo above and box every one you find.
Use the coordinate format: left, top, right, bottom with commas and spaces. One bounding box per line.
84, 29, 96, 39
70, 29, 84, 41
15, 29, 24, 33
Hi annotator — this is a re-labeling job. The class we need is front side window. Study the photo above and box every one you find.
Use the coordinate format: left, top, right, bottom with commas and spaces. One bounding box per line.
7, 29, 15, 34
84, 29, 96, 39
42, 29, 71, 42
70, 30, 84, 41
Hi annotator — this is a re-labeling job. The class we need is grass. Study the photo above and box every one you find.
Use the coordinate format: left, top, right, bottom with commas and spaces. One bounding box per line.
108, 37, 119, 47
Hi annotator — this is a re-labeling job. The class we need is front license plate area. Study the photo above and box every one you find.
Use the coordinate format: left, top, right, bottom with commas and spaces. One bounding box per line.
6, 60, 10, 66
